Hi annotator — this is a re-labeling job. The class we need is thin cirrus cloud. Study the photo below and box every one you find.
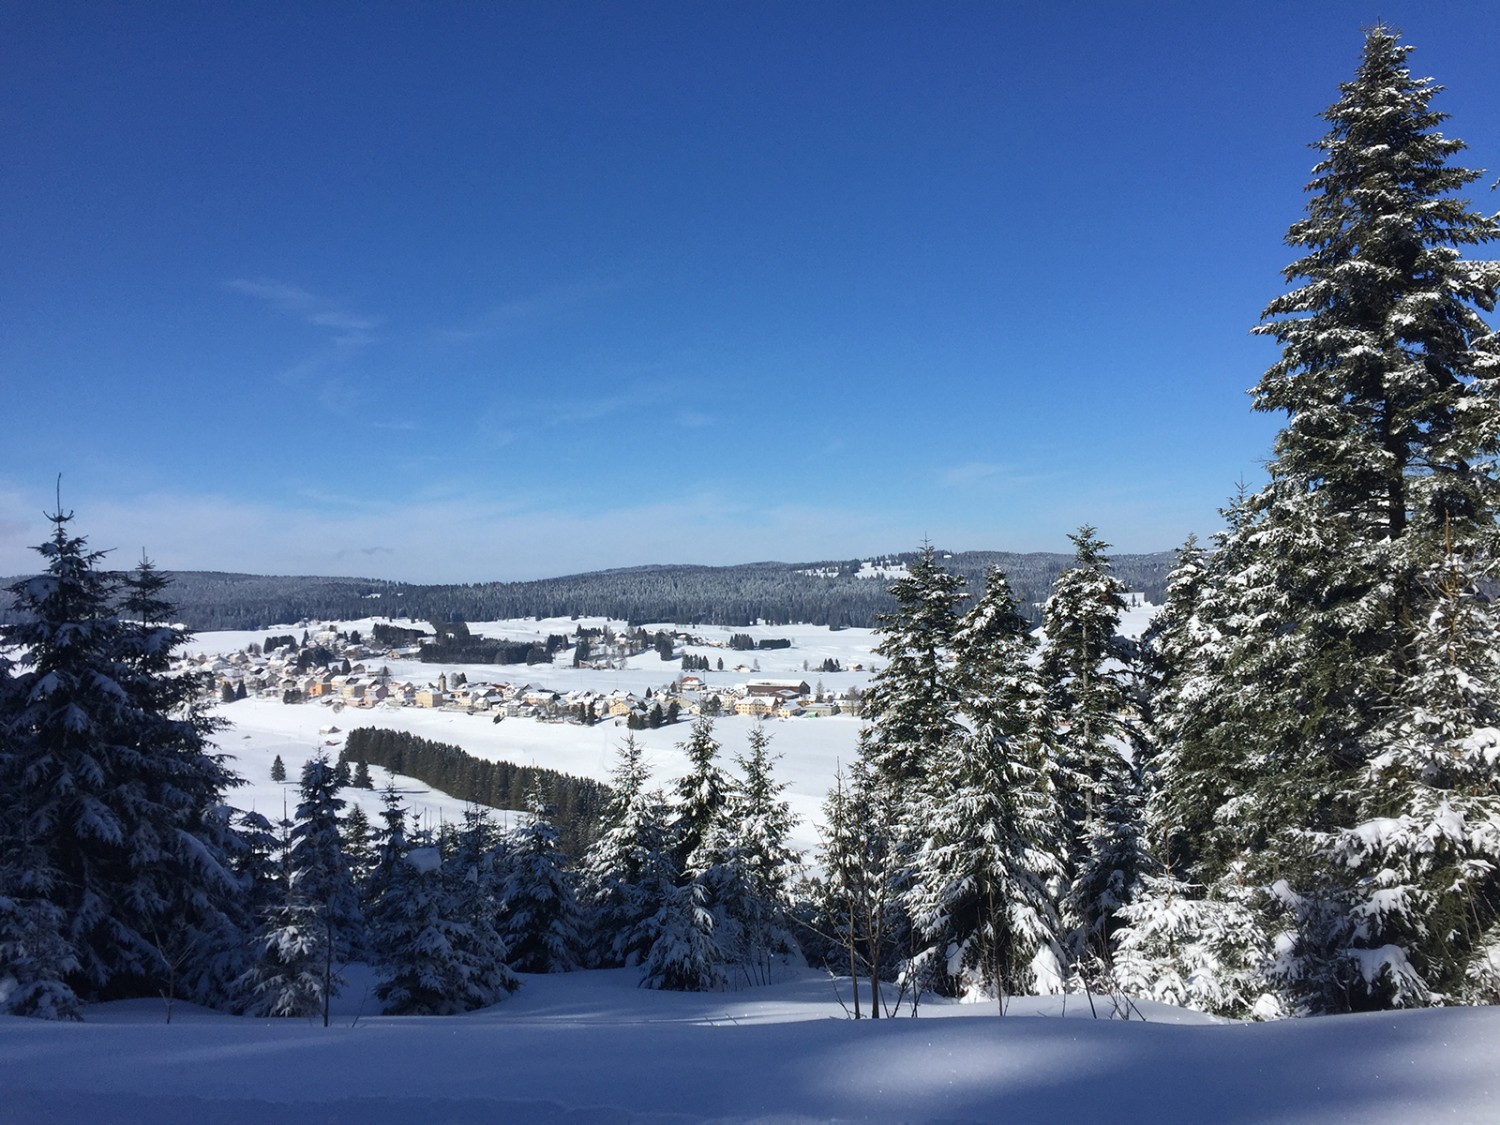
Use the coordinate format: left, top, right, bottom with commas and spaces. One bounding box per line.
939, 461, 1030, 488
433, 277, 630, 344
224, 277, 381, 346
225, 277, 382, 400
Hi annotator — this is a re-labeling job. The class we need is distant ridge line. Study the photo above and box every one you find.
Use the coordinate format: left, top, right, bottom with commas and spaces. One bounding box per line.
1, 548, 1176, 633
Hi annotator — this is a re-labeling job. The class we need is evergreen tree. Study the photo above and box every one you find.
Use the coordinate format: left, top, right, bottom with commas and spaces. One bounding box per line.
580, 736, 670, 967
369, 845, 484, 1015
495, 785, 585, 973
816, 759, 901, 1017
270, 755, 287, 783
0, 515, 242, 1013
1310, 537, 1500, 1009
905, 567, 1068, 1004
242, 755, 364, 1024
1251, 27, 1500, 546
672, 716, 731, 875
716, 723, 801, 985
634, 817, 724, 993
1147, 26, 1500, 1016
342, 804, 376, 886
638, 877, 724, 992
1039, 527, 1138, 974
366, 787, 514, 1015
439, 806, 520, 1001
366, 779, 410, 906
860, 544, 966, 790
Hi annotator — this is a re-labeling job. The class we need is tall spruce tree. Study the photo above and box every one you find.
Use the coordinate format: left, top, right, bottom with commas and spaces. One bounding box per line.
1147, 26, 1500, 1016
716, 723, 800, 985
860, 545, 966, 791
580, 735, 668, 967
367, 787, 514, 1015
1039, 527, 1139, 974
243, 755, 364, 1024
1251, 27, 1500, 544
906, 568, 1068, 1004
496, 785, 585, 974
817, 759, 901, 1017
0, 514, 243, 1015
672, 716, 731, 876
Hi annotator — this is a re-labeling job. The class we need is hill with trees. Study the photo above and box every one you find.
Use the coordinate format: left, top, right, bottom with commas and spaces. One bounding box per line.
0, 550, 1174, 633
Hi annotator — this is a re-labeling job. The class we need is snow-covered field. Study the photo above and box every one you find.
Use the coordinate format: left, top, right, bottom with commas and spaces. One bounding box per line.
5, 967, 1498, 1124
199, 616, 883, 855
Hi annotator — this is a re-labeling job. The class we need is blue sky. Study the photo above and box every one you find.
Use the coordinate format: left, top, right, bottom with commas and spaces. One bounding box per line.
4, 1, 1499, 582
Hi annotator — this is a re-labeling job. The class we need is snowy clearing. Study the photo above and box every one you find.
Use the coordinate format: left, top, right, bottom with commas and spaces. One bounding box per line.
4, 967, 1497, 1124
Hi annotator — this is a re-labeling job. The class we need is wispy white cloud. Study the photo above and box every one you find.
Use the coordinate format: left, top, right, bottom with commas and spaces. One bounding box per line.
433, 277, 626, 344
939, 461, 1038, 489
224, 277, 382, 397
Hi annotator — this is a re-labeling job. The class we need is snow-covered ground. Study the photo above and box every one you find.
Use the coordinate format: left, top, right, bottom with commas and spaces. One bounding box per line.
5, 967, 1498, 1124
201, 616, 883, 855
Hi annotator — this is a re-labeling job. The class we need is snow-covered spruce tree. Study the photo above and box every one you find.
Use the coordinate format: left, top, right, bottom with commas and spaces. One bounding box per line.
341, 803, 376, 888
1111, 861, 1266, 1016
366, 787, 513, 1015
369, 844, 478, 1015
1252, 29, 1500, 1014
0, 515, 243, 1014
1251, 27, 1500, 548
243, 754, 365, 1024
1113, 531, 1273, 1018
1038, 527, 1141, 976
672, 715, 732, 876
437, 805, 519, 1003
125, 552, 258, 1017
633, 788, 724, 992
905, 567, 1068, 1006
495, 784, 585, 974
1149, 26, 1500, 1016
366, 779, 411, 907
715, 722, 801, 985
0, 634, 81, 1020
638, 877, 725, 992
580, 734, 670, 967
817, 758, 902, 1016
860, 544, 966, 792
1314, 523, 1500, 1008
829, 546, 967, 1007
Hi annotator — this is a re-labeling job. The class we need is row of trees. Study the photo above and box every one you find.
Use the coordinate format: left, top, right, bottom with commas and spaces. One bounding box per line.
810, 533, 1142, 1015
340, 728, 610, 858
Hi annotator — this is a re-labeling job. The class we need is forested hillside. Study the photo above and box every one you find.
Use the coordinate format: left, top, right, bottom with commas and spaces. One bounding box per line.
0, 550, 1173, 632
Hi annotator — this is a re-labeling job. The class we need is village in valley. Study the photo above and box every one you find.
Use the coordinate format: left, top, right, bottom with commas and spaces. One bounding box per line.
184, 619, 871, 731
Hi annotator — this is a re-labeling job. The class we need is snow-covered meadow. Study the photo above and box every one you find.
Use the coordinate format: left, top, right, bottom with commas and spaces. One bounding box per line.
194, 616, 886, 856
6, 967, 1499, 1124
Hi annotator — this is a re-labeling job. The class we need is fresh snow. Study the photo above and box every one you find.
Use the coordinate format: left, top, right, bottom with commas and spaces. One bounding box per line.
4, 968, 1499, 1124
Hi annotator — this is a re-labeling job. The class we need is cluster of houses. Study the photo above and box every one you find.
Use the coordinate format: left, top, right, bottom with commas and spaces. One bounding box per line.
182, 631, 863, 725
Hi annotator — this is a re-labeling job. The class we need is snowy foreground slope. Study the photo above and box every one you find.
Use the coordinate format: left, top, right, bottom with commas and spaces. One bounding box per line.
3, 969, 1497, 1124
